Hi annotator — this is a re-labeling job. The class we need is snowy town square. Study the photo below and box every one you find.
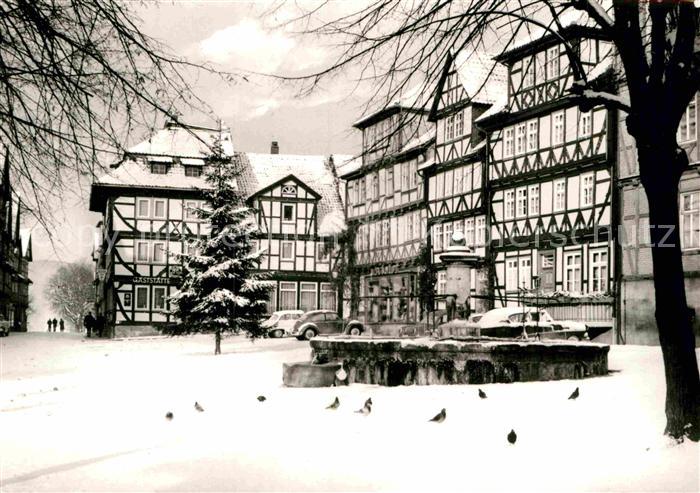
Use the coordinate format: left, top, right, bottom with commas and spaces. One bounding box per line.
1, 1, 700, 492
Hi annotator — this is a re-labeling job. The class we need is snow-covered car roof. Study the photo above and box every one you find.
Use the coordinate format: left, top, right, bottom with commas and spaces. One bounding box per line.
477, 307, 539, 327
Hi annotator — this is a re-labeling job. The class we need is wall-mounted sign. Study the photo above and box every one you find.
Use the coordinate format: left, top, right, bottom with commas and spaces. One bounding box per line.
133, 277, 170, 285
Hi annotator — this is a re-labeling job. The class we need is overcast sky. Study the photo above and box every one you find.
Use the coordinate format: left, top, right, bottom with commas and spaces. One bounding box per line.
32, 1, 374, 264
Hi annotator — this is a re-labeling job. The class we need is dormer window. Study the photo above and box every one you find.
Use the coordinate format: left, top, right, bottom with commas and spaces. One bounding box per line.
184, 166, 202, 177
151, 163, 168, 174
281, 185, 297, 196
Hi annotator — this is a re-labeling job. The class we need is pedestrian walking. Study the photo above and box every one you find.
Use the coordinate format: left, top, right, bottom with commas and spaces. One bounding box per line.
59, 319, 65, 332
51, 318, 58, 332
46, 319, 52, 332
96, 315, 105, 338
83, 311, 95, 338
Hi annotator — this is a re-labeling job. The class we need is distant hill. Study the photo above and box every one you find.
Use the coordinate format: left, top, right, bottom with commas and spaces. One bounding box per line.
28, 260, 70, 332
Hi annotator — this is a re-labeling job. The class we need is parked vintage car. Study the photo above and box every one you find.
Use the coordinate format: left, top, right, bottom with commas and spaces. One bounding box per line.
290, 310, 365, 340
0, 315, 11, 337
474, 307, 589, 341
261, 310, 304, 338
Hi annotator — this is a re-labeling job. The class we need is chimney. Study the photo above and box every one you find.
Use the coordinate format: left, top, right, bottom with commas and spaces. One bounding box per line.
271, 141, 279, 154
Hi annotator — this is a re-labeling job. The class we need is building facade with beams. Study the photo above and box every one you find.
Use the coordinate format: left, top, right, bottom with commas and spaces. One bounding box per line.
617, 90, 700, 345
0, 154, 32, 332
424, 50, 507, 313
90, 121, 347, 338
475, 18, 616, 314
341, 101, 432, 329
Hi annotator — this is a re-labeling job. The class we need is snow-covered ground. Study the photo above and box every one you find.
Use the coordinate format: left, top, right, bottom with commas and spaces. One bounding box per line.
0, 333, 698, 492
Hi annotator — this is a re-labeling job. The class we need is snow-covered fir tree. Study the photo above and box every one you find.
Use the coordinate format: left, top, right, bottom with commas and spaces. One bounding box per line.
168, 139, 274, 354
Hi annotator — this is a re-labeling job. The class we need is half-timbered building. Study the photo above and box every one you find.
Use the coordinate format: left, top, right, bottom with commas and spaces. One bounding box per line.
618, 90, 700, 345
424, 51, 507, 312
342, 99, 432, 331
475, 16, 617, 317
90, 121, 346, 337
0, 153, 32, 332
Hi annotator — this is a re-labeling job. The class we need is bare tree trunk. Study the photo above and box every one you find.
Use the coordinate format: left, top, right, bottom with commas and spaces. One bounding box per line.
640, 143, 700, 441
214, 329, 222, 355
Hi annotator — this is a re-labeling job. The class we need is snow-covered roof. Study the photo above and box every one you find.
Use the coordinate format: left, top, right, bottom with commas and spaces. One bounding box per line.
353, 83, 431, 128
127, 121, 234, 161
335, 155, 362, 178
318, 210, 346, 236
95, 157, 209, 191
454, 51, 508, 105
238, 153, 344, 223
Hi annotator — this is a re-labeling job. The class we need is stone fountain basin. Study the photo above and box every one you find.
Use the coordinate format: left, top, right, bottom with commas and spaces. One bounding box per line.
309, 336, 609, 386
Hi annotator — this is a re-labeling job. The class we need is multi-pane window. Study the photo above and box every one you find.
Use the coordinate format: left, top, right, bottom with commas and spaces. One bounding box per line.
515, 123, 527, 155
437, 271, 447, 295
300, 283, 317, 311
137, 199, 150, 218
444, 169, 454, 197
523, 57, 535, 88
443, 222, 453, 248
184, 200, 199, 221
433, 223, 443, 251
546, 46, 560, 80
465, 218, 475, 246
554, 179, 566, 212
528, 185, 540, 215
446, 114, 455, 140
455, 110, 464, 137
681, 191, 700, 250
320, 283, 336, 311
317, 242, 329, 262
527, 120, 538, 151
281, 241, 294, 260
184, 166, 202, 177
136, 286, 149, 309
153, 242, 166, 264
505, 190, 516, 219
153, 287, 166, 310
504, 128, 514, 157
582, 174, 594, 207
153, 199, 166, 219
678, 95, 697, 143
455, 167, 464, 193
564, 252, 582, 293
506, 259, 518, 291
151, 163, 168, 174
590, 250, 608, 293
386, 168, 394, 193
579, 111, 592, 138
281, 185, 297, 196
282, 204, 295, 222
372, 173, 379, 199
279, 282, 297, 310
359, 177, 366, 202
553, 111, 565, 145
516, 188, 528, 217
136, 241, 149, 262
476, 217, 486, 245
519, 257, 532, 290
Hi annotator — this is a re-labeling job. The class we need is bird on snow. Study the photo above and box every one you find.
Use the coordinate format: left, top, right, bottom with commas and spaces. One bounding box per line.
165, 412, 174, 421
257, 395, 266, 402
355, 398, 372, 415
478, 389, 487, 399
326, 397, 340, 410
507, 429, 517, 444
194, 401, 204, 412
568, 387, 580, 400
429, 408, 446, 423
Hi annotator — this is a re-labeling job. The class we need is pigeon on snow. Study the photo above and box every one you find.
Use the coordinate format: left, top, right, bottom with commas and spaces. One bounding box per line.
165, 412, 174, 421
326, 397, 340, 410
478, 389, 487, 399
429, 408, 446, 423
355, 398, 372, 415
568, 387, 580, 400
507, 429, 517, 444
194, 401, 204, 412
257, 395, 266, 402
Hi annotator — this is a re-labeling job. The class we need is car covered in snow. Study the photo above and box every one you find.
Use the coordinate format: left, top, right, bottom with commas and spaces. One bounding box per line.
474, 307, 589, 341
290, 310, 365, 340
261, 310, 304, 338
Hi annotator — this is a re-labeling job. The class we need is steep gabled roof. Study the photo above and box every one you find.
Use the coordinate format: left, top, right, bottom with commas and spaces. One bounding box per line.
126, 121, 234, 161
429, 50, 508, 121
